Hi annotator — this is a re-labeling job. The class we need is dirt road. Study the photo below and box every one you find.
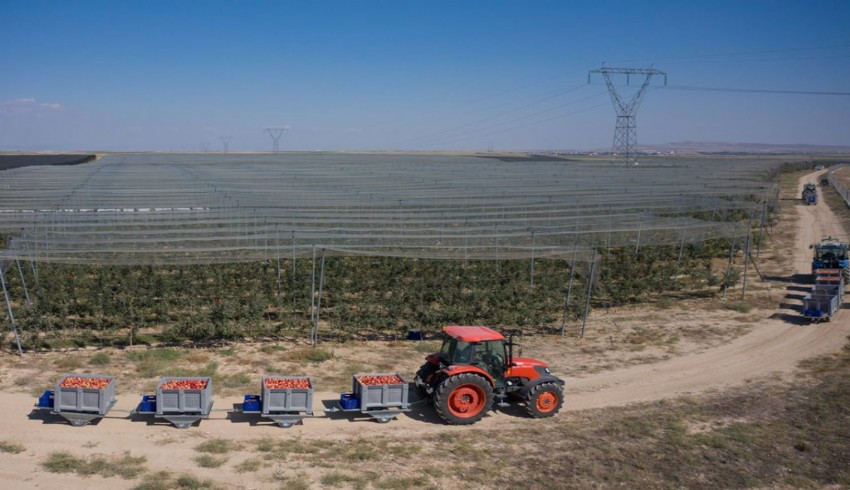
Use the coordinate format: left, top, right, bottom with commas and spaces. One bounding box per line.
1, 170, 848, 488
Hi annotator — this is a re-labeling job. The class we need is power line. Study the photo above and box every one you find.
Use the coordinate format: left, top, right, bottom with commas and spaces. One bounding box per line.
414, 99, 610, 149
400, 90, 606, 149
361, 65, 597, 133
389, 83, 589, 147
663, 85, 850, 96
609, 43, 850, 65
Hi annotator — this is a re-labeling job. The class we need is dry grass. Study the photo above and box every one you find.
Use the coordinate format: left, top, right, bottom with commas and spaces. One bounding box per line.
41, 450, 147, 479
0, 440, 24, 454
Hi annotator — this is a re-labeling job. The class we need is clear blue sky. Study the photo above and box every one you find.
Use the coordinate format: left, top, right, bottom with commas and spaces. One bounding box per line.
1, 1, 849, 151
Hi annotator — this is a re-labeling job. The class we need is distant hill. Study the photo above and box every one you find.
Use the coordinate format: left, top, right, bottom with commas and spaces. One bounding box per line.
636, 141, 850, 155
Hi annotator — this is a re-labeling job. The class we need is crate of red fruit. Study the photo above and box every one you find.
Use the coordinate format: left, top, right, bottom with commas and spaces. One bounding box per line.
156, 377, 213, 415
352, 373, 409, 410
54, 374, 116, 415
261, 375, 313, 414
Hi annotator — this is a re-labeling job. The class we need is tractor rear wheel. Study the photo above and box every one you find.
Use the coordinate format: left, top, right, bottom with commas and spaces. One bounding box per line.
524, 383, 563, 418
433, 373, 493, 425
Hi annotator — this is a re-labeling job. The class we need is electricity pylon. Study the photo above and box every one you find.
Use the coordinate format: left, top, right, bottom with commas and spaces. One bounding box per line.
589, 66, 666, 165
220, 136, 233, 153
265, 126, 290, 153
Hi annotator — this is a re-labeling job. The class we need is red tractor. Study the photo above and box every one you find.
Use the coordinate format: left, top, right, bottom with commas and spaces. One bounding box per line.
414, 326, 564, 425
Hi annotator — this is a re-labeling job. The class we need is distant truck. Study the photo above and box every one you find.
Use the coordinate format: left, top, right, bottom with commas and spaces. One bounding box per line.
802, 184, 818, 205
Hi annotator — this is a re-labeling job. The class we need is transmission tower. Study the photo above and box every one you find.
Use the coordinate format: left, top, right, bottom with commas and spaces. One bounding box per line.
264, 126, 289, 153
589, 66, 666, 165
220, 136, 232, 153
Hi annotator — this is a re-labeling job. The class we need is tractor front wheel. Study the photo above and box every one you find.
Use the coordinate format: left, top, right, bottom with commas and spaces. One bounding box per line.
524, 383, 563, 418
433, 373, 493, 425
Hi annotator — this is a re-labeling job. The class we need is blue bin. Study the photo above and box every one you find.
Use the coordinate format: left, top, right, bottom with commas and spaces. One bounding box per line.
340, 392, 359, 410
406, 330, 424, 341
138, 395, 157, 413
37, 390, 54, 408
242, 395, 261, 412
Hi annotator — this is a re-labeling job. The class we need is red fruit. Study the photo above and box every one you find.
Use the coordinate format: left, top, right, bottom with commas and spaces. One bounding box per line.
160, 379, 208, 390
264, 378, 310, 389
60, 376, 111, 389
356, 375, 404, 386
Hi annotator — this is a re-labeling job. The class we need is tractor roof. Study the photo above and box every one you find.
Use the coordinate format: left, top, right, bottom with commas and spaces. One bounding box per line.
443, 326, 505, 342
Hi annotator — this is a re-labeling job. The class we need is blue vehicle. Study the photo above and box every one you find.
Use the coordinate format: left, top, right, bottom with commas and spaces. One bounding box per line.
811, 238, 850, 280
802, 184, 818, 205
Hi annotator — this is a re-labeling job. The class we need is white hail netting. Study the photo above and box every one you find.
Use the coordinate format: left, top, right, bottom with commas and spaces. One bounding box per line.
0, 153, 779, 265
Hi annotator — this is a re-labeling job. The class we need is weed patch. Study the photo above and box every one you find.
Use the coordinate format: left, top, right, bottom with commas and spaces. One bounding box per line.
0, 440, 24, 454
42, 450, 147, 479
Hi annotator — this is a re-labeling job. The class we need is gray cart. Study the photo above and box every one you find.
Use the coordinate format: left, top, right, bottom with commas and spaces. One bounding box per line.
326, 373, 410, 423
803, 270, 844, 322
234, 376, 314, 428
34, 374, 117, 426
132, 377, 213, 428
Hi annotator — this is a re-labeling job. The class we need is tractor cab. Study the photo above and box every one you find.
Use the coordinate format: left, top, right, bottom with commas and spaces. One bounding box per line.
436, 326, 509, 387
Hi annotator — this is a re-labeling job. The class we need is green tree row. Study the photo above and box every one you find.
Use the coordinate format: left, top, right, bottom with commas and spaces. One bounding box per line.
2, 239, 736, 348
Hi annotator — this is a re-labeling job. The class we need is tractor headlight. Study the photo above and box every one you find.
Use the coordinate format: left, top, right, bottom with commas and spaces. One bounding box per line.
544, 367, 550, 374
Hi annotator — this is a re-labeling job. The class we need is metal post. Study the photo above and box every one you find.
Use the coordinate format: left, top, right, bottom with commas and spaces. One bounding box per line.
634, 214, 642, 255
676, 223, 687, 270
529, 229, 535, 289
741, 230, 752, 300
314, 249, 326, 346
309, 245, 316, 341
16, 260, 31, 305
756, 199, 768, 259
291, 231, 297, 313
722, 229, 738, 299
275, 227, 282, 305
739, 202, 758, 300
0, 267, 24, 355
494, 223, 500, 270
580, 248, 596, 338
560, 243, 578, 336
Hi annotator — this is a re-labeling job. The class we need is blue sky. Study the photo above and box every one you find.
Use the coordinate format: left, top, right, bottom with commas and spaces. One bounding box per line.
1, 1, 849, 151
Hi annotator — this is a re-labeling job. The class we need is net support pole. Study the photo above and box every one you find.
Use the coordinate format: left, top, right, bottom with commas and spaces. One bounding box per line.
16, 260, 31, 305
291, 231, 296, 321
676, 223, 687, 270
722, 228, 738, 300
0, 267, 24, 355
275, 227, 282, 305
529, 229, 535, 289
741, 204, 756, 300
313, 248, 326, 347
580, 248, 597, 338
741, 231, 751, 300
634, 216, 642, 255
756, 199, 768, 259
309, 245, 316, 344
560, 243, 578, 336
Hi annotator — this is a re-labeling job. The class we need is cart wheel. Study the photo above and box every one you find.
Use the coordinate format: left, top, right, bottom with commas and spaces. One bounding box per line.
376, 417, 392, 424
175, 422, 191, 429
70, 419, 87, 427
278, 421, 294, 428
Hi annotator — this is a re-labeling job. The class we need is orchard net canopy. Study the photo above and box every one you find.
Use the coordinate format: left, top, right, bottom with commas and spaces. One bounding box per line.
0, 153, 780, 265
